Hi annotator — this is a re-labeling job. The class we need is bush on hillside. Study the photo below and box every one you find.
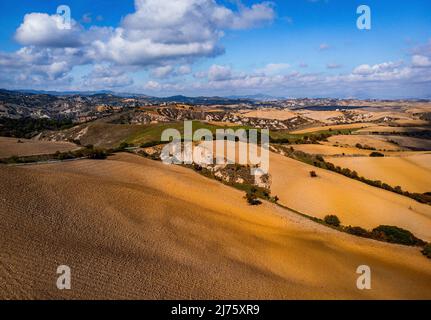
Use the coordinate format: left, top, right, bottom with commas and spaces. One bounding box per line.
370, 151, 384, 157
86, 148, 107, 160
0, 117, 74, 138
118, 142, 130, 150
422, 243, 431, 259
345, 226, 370, 238
372, 225, 425, 246
309, 171, 318, 178
324, 215, 341, 227
245, 191, 262, 206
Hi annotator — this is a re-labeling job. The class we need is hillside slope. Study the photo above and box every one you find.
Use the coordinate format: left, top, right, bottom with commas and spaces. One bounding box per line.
269, 152, 431, 241
200, 140, 431, 241
328, 154, 431, 193
0, 137, 78, 158
0, 153, 430, 299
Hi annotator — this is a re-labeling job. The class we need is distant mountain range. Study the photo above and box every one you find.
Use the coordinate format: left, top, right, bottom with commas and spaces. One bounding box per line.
0, 88, 263, 116
7, 89, 281, 102
226, 94, 286, 101
11, 89, 151, 98
3, 89, 429, 103
2, 89, 262, 105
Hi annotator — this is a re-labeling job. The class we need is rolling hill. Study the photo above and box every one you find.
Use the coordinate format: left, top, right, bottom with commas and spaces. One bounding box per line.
1, 153, 430, 299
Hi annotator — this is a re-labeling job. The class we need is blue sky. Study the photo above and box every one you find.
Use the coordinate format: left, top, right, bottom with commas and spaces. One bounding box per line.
0, 0, 430, 98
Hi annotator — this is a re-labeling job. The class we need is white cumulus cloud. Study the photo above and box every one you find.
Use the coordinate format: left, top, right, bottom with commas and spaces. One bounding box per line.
15, 13, 83, 47
412, 55, 431, 68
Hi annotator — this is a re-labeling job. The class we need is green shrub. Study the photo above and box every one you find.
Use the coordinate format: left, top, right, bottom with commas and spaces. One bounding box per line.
57, 152, 74, 160
316, 155, 324, 162
4, 156, 21, 164
372, 225, 425, 246
345, 226, 370, 238
118, 142, 130, 150
394, 186, 403, 194
422, 243, 431, 259
0, 117, 74, 138
245, 191, 262, 206
324, 215, 341, 227
370, 151, 384, 157
140, 141, 164, 148
86, 149, 107, 160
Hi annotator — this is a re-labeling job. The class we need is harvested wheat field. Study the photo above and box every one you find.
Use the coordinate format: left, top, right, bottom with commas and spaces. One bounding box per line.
382, 136, 431, 151
327, 135, 402, 151
268, 152, 431, 242
360, 111, 413, 122
405, 104, 431, 114
206, 121, 240, 127
356, 126, 430, 134
291, 123, 374, 134
241, 109, 297, 120
199, 140, 431, 240
297, 110, 343, 123
0, 137, 78, 158
328, 154, 431, 193
291, 144, 371, 156
1, 153, 431, 299
391, 119, 430, 126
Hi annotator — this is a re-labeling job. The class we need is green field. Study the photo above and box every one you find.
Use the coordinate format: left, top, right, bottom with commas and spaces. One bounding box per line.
125, 121, 253, 146
76, 119, 359, 149
126, 123, 359, 147
269, 128, 359, 144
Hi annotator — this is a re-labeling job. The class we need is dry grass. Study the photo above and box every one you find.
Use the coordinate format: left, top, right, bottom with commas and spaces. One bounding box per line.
291, 123, 374, 134
291, 144, 371, 156
205, 121, 241, 127
356, 126, 430, 134
391, 119, 430, 126
358, 111, 413, 122
198, 141, 431, 241
0, 137, 78, 158
328, 154, 431, 193
297, 110, 343, 123
1, 153, 431, 299
405, 104, 431, 114
269, 152, 431, 242
75, 123, 147, 149
327, 135, 402, 151
383, 136, 431, 151
240, 109, 297, 120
